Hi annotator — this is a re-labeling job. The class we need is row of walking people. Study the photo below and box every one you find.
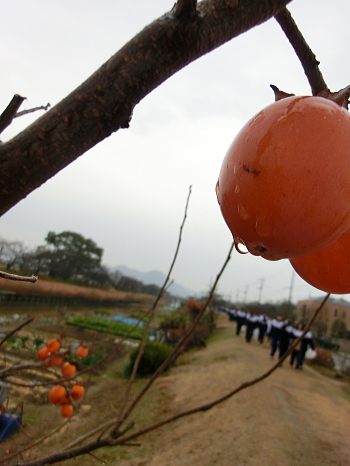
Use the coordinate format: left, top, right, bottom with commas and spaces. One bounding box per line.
214, 307, 315, 370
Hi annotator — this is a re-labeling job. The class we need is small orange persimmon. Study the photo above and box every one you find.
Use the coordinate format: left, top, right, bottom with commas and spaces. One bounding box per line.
70, 385, 84, 401
61, 403, 73, 418
38, 346, 51, 361
46, 339, 61, 354
47, 355, 65, 367
290, 228, 350, 294
49, 385, 68, 405
76, 345, 88, 359
61, 362, 77, 378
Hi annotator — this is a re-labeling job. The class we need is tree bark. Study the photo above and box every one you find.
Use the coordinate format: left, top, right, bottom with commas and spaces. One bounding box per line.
0, 0, 291, 217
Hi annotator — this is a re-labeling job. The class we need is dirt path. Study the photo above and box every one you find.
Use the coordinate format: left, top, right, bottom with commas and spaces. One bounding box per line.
117, 315, 350, 466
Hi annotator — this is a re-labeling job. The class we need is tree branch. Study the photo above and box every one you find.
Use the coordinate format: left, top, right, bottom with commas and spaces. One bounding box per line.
15, 103, 51, 118
0, 317, 35, 350
115, 242, 234, 432
0, 94, 26, 135
0, 0, 292, 217
112, 186, 192, 436
0, 270, 37, 282
275, 7, 328, 95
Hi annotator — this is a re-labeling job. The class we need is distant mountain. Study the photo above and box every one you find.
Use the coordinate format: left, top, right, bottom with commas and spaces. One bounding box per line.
113, 265, 196, 299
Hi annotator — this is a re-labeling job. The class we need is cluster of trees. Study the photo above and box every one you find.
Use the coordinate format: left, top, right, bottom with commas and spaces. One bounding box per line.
0, 231, 165, 296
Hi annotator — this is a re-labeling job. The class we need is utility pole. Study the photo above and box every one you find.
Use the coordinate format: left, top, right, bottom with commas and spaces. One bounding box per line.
258, 278, 265, 302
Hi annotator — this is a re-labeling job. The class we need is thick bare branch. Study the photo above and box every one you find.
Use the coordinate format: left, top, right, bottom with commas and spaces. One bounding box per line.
0, 0, 292, 218
275, 7, 328, 95
0, 94, 26, 135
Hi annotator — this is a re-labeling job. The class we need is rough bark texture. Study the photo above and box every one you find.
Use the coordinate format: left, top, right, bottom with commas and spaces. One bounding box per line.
0, 0, 291, 217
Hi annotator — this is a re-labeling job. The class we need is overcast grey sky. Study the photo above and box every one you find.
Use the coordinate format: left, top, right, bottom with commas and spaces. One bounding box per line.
1, 0, 350, 304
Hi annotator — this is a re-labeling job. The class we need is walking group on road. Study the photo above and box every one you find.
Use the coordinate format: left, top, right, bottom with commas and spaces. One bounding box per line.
214, 307, 315, 370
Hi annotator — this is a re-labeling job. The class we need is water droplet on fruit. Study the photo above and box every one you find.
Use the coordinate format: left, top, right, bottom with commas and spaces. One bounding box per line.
255, 216, 272, 237
234, 237, 248, 254
238, 203, 249, 220
234, 184, 240, 194
215, 180, 219, 195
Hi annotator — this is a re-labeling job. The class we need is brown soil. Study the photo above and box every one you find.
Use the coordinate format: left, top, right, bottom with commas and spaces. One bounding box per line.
1, 315, 350, 466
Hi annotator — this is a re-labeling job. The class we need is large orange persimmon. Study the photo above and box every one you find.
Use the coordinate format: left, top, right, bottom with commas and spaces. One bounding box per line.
290, 228, 350, 294
216, 96, 350, 260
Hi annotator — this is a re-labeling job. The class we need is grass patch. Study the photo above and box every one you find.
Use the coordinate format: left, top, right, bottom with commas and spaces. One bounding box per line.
66, 316, 146, 340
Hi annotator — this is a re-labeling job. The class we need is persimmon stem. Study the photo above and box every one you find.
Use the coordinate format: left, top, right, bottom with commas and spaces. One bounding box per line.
275, 7, 328, 95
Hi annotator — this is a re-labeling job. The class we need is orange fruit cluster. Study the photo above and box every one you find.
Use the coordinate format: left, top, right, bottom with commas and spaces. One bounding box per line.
37, 338, 90, 417
48, 384, 85, 418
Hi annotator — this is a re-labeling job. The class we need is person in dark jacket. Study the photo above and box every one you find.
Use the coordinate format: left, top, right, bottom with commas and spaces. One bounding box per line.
268, 315, 284, 357
296, 330, 315, 370
257, 313, 268, 344
279, 319, 292, 359
235, 309, 246, 336
245, 313, 259, 343
289, 323, 304, 368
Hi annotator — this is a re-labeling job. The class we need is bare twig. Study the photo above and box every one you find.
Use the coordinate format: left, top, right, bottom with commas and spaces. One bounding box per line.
275, 7, 328, 95
0, 94, 26, 135
115, 242, 234, 433
16, 103, 51, 117
0, 317, 35, 350
88, 452, 105, 464
111, 185, 192, 436
0, 270, 37, 282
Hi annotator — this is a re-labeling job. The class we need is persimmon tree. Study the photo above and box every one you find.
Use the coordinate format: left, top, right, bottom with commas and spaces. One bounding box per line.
0, 0, 346, 464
